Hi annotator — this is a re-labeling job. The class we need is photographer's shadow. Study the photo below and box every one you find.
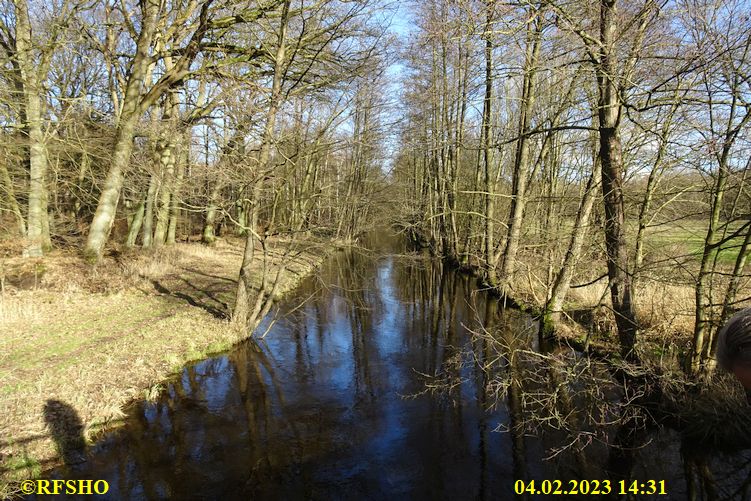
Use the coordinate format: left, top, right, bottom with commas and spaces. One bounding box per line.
43, 399, 87, 467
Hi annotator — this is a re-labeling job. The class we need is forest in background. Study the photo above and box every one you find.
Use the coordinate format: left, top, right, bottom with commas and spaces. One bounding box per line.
0, 0, 750, 380
1, 1, 398, 488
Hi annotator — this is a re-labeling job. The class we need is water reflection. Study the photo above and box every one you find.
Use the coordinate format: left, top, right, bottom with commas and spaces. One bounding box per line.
36, 236, 751, 500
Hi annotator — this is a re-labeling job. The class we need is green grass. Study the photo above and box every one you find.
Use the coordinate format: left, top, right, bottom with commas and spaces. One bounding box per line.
641, 220, 745, 266
0, 452, 42, 499
3, 453, 40, 475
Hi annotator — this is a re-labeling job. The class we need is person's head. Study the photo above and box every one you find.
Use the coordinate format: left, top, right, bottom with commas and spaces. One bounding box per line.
716, 308, 751, 401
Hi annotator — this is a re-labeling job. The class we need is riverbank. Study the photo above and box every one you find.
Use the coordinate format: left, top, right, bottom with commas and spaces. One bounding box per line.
0, 237, 332, 497
438, 248, 741, 371
404, 228, 751, 400
412, 241, 751, 459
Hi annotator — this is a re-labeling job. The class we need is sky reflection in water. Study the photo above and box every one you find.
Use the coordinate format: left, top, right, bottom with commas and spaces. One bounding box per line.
40, 240, 751, 500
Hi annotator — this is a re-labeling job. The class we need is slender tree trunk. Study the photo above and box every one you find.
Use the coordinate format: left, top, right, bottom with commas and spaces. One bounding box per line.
482, 1, 496, 286
597, 0, 638, 362
73, 150, 90, 218
691, 97, 751, 373
142, 173, 158, 248
544, 155, 602, 331
153, 94, 180, 247
83, 111, 141, 258
153, 139, 177, 247
202, 127, 246, 244
235, 199, 248, 236
126, 199, 145, 247
497, 8, 542, 295
167, 159, 185, 245
692, 143, 731, 373
84, 0, 159, 260
202, 180, 223, 244
633, 96, 680, 283
14, 0, 49, 257
295, 150, 317, 232
40, 183, 51, 249
633, 152, 662, 281
692, 172, 726, 373
719, 226, 751, 321
451, 46, 468, 261
1, 161, 26, 236
233, 0, 291, 327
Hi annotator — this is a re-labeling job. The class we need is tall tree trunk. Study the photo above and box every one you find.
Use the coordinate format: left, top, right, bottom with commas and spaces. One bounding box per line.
481, 0, 496, 286
497, 7, 543, 296
597, 0, 638, 362
451, 45, 468, 261
691, 141, 743, 373
232, 0, 291, 327
202, 180, 223, 244
84, 0, 159, 260
14, 0, 49, 257
202, 127, 245, 244
167, 159, 185, 245
295, 149, 317, 232
153, 135, 177, 247
692, 157, 728, 374
126, 199, 145, 248
543, 155, 601, 332
154, 91, 181, 247
691, 69, 751, 374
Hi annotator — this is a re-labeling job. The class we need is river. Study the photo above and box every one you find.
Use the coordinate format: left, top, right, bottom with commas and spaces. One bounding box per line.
35, 234, 751, 499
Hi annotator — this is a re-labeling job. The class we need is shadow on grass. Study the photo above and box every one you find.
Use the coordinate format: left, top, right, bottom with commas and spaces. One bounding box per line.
151, 279, 229, 319
178, 266, 236, 284
43, 399, 86, 467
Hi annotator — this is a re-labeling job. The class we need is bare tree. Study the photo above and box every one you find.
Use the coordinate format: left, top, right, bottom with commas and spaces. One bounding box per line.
84, 0, 284, 261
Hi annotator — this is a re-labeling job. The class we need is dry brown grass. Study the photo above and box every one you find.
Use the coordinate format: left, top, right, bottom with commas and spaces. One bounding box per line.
511, 247, 751, 366
567, 280, 695, 335
0, 295, 39, 324
634, 281, 695, 333
0, 236, 331, 497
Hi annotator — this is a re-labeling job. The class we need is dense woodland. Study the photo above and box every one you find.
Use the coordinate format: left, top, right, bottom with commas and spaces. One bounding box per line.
1, 0, 750, 378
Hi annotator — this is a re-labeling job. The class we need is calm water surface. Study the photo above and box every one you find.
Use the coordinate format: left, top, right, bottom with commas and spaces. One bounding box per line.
38, 235, 751, 500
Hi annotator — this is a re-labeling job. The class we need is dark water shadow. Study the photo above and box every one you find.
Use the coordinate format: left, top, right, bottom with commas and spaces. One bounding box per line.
43, 400, 86, 467
32, 233, 751, 500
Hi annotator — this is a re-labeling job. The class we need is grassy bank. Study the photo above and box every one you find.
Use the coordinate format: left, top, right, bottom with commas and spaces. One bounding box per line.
0, 237, 332, 497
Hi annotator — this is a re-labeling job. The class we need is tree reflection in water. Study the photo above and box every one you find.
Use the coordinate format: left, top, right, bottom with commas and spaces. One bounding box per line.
34, 235, 751, 500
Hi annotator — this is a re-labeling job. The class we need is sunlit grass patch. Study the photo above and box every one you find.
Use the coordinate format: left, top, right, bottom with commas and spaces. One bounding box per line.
0, 295, 39, 323
143, 383, 165, 402
0, 452, 42, 499
643, 220, 745, 266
